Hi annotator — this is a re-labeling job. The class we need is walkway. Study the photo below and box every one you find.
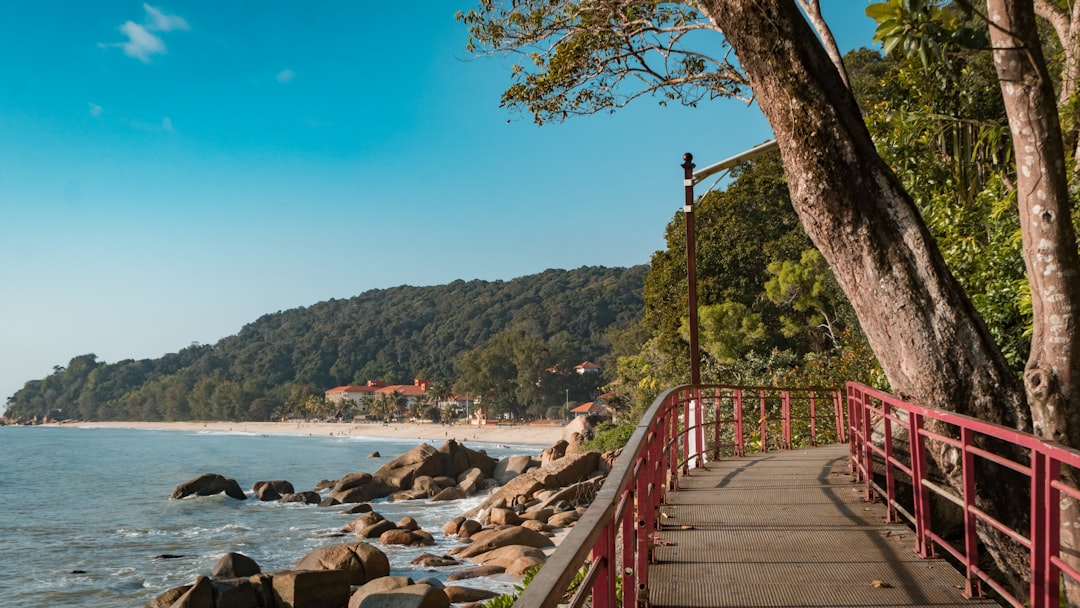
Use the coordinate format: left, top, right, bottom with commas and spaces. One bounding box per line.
648, 445, 1000, 607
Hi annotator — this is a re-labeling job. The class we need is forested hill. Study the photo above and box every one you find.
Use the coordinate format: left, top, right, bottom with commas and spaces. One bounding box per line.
6, 265, 647, 422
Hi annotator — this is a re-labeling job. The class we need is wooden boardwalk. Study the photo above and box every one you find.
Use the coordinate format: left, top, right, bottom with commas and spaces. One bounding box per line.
648, 445, 1000, 607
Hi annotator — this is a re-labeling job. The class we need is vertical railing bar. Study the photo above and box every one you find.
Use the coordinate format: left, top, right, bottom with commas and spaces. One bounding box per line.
712, 388, 722, 461
960, 427, 981, 598
759, 389, 768, 453
734, 389, 744, 457
883, 399, 897, 523
810, 391, 818, 446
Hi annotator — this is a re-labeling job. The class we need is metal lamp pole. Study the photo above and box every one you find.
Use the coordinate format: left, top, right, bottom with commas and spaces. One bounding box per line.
682, 153, 701, 386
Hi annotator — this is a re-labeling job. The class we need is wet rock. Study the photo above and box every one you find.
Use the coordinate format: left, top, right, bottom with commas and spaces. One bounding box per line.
210, 552, 261, 578
357, 519, 397, 539
252, 480, 294, 501
280, 491, 321, 504
446, 566, 505, 581
171, 473, 247, 501
410, 553, 460, 568
429, 487, 466, 502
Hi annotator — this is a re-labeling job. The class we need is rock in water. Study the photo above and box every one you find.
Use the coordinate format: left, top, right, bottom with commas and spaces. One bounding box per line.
210, 552, 261, 578
171, 473, 247, 500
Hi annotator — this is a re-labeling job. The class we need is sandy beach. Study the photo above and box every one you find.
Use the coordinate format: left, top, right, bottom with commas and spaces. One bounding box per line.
63, 419, 569, 447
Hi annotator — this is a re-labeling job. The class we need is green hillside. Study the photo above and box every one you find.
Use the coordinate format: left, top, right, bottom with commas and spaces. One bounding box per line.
5, 265, 647, 422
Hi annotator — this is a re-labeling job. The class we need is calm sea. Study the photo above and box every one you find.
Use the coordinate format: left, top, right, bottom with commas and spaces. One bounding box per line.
0, 426, 532, 607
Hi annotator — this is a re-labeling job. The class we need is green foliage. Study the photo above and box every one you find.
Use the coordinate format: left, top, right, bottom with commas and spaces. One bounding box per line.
867, 0, 986, 67
483, 564, 543, 608
854, 17, 1030, 370
584, 421, 634, 452
5, 266, 646, 421
693, 301, 765, 364
457, 2, 746, 124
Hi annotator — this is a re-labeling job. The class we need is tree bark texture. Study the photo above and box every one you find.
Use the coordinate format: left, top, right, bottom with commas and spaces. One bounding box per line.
988, 1, 1080, 601
988, 0, 1080, 447
696, 0, 1026, 427
696, 0, 1033, 593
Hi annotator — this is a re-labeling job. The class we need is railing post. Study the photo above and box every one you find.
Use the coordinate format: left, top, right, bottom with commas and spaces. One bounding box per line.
960, 427, 981, 598
712, 388, 722, 461
669, 394, 680, 491
861, 393, 874, 501
882, 399, 897, 523
836, 389, 847, 444
909, 412, 931, 558
810, 391, 817, 446
592, 523, 614, 608
621, 488, 635, 608
1030, 450, 1061, 608
781, 391, 792, 450
694, 386, 704, 467
759, 390, 768, 453
734, 389, 744, 457
681, 389, 691, 476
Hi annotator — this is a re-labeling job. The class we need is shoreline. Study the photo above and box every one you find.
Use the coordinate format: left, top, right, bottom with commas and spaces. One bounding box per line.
49, 419, 568, 447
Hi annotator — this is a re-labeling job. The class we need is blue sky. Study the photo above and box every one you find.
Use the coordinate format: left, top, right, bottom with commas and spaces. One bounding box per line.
0, 2, 879, 408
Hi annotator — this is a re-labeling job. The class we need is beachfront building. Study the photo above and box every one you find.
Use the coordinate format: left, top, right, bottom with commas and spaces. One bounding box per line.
574, 361, 601, 375
569, 401, 610, 419
324, 381, 386, 405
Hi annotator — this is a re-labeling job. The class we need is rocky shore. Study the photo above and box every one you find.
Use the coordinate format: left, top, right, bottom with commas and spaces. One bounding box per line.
148, 418, 611, 608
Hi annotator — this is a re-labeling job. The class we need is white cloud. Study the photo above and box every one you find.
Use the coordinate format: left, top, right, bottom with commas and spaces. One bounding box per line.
100, 5, 187, 63
88, 103, 103, 117
143, 4, 189, 32
276, 68, 295, 83
115, 21, 165, 63
162, 117, 174, 132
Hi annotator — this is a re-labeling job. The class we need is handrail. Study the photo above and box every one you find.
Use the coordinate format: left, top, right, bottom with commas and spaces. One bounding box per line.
512, 384, 843, 608
847, 382, 1080, 608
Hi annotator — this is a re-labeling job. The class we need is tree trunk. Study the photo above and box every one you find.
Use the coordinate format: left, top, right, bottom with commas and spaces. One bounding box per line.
697, 0, 1031, 593
988, 0, 1080, 602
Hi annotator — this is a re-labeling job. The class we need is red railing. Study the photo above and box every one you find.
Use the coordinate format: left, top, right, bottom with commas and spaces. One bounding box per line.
847, 381, 1080, 608
511, 384, 844, 608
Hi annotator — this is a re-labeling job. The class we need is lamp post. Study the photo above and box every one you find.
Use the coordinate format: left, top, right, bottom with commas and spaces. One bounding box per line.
682, 140, 779, 384
682, 153, 701, 386
682, 141, 779, 468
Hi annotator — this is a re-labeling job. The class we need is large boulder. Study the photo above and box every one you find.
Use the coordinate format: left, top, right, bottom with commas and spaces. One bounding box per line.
373, 444, 443, 490
271, 569, 350, 608
410, 553, 460, 567
330, 472, 393, 504
429, 487, 466, 502
208, 577, 261, 608
211, 552, 261, 578
294, 542, 390, 586
357, 520, 398, 539
351, 583, 449, 608
540, 440, 569, 465
166, 576, 214, 608
493, 456, 535, 485
280, 491, 322, 505
446, 566, 505, 581
348, 576, 414, 608
252, 480, 295, 501
444, 586, 500, 603
457, 468, 485, 495
468, 545, 547, 569
437, 439, 497, 480
453, 527, 554, 558
171, 474, 246, 500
